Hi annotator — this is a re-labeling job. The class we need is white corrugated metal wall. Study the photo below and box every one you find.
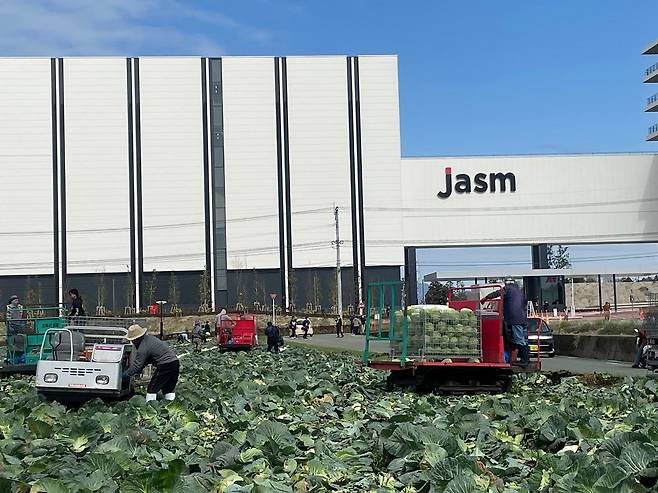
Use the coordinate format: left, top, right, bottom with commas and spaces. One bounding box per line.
358, 56, 403, 266
222, 57, 280, 270
286, 56, 354, 269
64, 58, 131, 274
138, 57, 206, 272
0, 58, 54, 276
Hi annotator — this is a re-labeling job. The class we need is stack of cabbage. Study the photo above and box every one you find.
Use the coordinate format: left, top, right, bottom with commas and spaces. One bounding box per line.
404, 305, 479, 359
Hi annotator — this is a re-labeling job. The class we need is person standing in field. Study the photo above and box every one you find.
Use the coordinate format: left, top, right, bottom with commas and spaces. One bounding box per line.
264, 321, 280, 353
215, 309, 231, 330
603, 302, 611, 321
191, 320, 206, 352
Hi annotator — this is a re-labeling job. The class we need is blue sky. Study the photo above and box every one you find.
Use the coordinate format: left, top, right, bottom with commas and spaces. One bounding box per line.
2, 0, 657, 156
3, 0, 658, 277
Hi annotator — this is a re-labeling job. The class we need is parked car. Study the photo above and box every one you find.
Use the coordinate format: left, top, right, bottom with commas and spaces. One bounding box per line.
526, 317, 555, 358
292, 320, 314, 338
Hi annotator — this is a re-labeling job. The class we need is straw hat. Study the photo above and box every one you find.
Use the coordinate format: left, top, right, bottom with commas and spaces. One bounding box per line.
126, 324, 147, 341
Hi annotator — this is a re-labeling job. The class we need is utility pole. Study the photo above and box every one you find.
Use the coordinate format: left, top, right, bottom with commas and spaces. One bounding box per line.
332, 207, 344, 317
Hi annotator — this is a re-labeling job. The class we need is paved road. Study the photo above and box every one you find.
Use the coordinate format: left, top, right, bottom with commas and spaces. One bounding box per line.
290, 334, 652, 378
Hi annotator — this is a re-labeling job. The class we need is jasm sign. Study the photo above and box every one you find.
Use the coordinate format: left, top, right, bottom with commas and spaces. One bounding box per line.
437, 167, 517, 199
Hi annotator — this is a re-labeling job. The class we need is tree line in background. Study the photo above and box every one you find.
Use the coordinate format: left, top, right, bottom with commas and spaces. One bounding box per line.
2, 265, 344, 315
233, 268, 339, 313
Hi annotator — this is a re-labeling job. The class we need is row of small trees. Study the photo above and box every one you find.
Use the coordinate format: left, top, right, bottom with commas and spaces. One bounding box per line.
232, 269, 339, 310
2, 267, 213, 315
139, 268, 212, 313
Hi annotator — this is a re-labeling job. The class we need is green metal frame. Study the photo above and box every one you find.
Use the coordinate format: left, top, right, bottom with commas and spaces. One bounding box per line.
362, 281, 408, 367
5, 306, 64, 365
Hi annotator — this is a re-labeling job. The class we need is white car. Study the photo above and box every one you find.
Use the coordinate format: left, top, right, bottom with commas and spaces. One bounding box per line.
290, 320, 313, 338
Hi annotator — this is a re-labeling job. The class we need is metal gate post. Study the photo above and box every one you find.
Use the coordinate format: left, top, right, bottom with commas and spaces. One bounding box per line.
362, 285, 373, 363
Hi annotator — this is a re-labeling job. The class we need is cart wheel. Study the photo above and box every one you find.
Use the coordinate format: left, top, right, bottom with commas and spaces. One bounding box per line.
385, 374, 395, 391
499, 376, 513, 393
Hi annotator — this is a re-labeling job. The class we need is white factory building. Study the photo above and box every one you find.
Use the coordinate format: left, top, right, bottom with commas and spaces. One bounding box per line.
2, 55, 658, 312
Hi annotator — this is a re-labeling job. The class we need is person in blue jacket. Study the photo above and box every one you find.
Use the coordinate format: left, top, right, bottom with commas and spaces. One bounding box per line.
264, 321, 280, 353
502, 278, 529, 368
482, 278, 529, 368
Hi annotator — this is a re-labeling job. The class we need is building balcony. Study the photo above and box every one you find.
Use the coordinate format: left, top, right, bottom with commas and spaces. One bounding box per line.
644, 62, 658, 83
648, 124, 658, 142
642, 39, 658, 55
646, 93, 658, 112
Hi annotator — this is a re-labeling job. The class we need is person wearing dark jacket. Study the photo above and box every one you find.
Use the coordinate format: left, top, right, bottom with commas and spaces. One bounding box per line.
502, 279, 529, 368
123, 324, 179, 401
289, 317, 297, 338
633, 328, 648, 368
6, 295, 25, 334
264, 322, 280, 353
68, 289, 85, 316
335, 316, 344, 338
482, 279, 529, 367
302, 317, 311, 339
68, 289, 86, 324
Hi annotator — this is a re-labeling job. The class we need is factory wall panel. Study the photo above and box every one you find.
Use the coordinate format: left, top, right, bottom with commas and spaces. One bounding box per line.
286, 56, 353, 268
401, 154, 658, 247
64, 58, 130, 274
358, 56, 403, 266
139, 57, 206, 272
222, 57, 280, 270
0, 58, 54, 276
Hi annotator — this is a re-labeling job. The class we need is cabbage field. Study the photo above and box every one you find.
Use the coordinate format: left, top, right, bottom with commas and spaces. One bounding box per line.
1, 346, 658, 492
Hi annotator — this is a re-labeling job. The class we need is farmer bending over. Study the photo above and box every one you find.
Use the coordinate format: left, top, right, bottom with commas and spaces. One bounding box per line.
123, 324, 180, 401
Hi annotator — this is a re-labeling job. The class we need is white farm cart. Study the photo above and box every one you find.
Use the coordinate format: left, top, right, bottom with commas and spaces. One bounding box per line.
35, 317, 151, 402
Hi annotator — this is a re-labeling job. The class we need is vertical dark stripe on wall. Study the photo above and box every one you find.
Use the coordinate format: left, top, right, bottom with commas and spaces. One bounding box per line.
201, 58, 212, 276
346, 57, 360, 303
404, 247, 418, 305
208, 58, 228, 306
354, 57, 366, 297
281, 58, 293, 280
57, 58, 67, 290
126, 58, 136, 307
50, 58, 59, 302
274, 57, 287, 305
133, 58, 144, 305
